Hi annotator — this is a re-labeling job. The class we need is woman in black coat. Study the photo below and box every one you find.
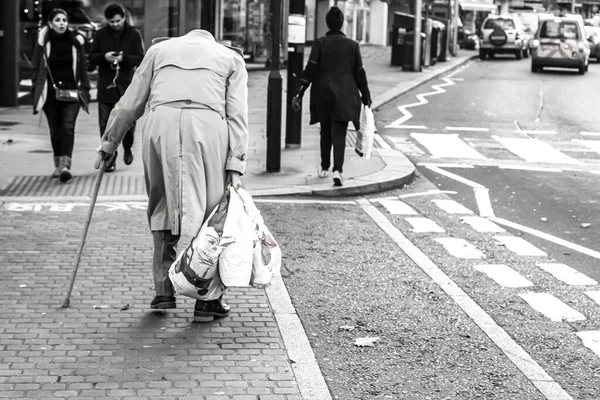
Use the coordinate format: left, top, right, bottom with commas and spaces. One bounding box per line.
31, 8, 91, 183
293, 6, 371, 187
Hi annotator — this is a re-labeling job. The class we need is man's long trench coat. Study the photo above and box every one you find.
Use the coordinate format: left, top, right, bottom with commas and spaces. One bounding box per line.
101, 30, 249, 237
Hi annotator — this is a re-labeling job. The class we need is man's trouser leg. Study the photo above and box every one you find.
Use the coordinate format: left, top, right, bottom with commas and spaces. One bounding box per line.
152, 230, 180, 296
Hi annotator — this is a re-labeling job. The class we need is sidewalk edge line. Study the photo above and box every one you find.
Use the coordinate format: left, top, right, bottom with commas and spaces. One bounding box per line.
359, 200, 574, 400
265, 276, 333, 400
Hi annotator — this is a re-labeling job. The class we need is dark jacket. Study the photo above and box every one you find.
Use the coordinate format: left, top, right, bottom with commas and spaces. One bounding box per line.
31, 27, 91, 115
298, 31, 370, 130
89, 22, 145, 104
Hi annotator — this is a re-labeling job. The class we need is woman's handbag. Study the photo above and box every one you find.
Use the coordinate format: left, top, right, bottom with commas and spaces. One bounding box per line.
43, 51, 80, 103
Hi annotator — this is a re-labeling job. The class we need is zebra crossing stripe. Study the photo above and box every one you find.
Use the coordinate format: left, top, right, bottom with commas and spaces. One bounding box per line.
537, 263, 598, 286
519, 293, 586, 322
492, 136, 579, 164
379, 199, 418, 215
474, 264, 534, 287
574, 139, 600, 156
405, 217, 446, 233
575, 331, 600, 358
411, 133, 487, 160
494, 236, 547, 257
432, 199, 474, 214
584, 291, 600, 306
461, 216, 505, 233
434, 237, 485, 259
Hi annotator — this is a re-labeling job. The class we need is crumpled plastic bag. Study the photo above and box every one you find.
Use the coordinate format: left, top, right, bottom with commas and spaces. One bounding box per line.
355, 105, 375, 160
168, 190, 234, 301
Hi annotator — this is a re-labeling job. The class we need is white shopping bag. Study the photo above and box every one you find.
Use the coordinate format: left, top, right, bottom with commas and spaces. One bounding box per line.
236, 188, 282, 286
355, 105, 375, 160
168, 191, 233, 301
219, 187, 255, 287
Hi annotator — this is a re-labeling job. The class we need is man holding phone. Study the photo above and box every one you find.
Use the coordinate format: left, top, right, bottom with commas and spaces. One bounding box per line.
89, 3, 144, 171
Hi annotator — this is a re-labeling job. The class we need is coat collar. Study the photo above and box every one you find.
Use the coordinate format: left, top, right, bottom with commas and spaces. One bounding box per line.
37, 26, 85, 47
185, 29, 216, 41
326, 30, 346, 37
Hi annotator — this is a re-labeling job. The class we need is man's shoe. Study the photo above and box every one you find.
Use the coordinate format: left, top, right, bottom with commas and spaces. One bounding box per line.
150, 295, 176, 309
194, 298, 230, 322
123, 149, 134, 165
333, 171, 343, 187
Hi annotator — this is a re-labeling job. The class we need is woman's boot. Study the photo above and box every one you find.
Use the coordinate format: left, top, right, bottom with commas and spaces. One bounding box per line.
51, 156, 60, 179
59, 156, 72, 183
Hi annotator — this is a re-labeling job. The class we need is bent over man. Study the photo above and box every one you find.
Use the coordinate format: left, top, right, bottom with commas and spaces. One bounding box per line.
96, 30, 248, 322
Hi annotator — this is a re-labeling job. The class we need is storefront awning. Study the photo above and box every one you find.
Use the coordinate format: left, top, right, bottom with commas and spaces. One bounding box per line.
459, 1, 498, 11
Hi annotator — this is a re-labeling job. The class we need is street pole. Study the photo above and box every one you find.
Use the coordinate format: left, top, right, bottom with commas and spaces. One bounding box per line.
0, 0, 19, 107
414, 0, 423, 72
266, 0, 282, 172
285, 1, 306, 149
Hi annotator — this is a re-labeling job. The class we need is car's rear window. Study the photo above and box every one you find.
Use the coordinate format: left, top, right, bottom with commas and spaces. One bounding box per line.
484, 18, 516, 30
540, 21, 580, 39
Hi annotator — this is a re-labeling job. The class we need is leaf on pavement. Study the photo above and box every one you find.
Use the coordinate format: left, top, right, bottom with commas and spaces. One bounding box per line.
581, 223, 591, 228
355, 337, 379, 347
339, 325, 355, 331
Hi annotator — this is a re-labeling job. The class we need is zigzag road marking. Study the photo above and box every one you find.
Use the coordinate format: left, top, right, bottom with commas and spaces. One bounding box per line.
386, 78, 457, 128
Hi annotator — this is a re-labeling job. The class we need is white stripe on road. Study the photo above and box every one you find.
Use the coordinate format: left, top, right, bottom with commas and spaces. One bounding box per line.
515, 130, 557, 135
492, 136, 579, 164
390, 125, 428, 129
411, 133, 487, 160
499, 165, 562, 173
379, 199, 418, 215
474, 264, 534, 287
432, 199, 474, 214
425, 165, 485, 188
494, 236, 547, 256
537, 263, 598, 286
519, 293, 586, 322
575, 331, 600, 358
405, 217, 446, 233
373, 134, 391, 149
573, 139, 600, 156
434, 237, 486, 259
585, 291, 600, 306
398, 190, 458, 199
491, 217, 600, 261
580, 132, 600, 136
474, 187, 495, 218
446, 126, 490, 132
461, 216, 506, 233
419, 163, 475, 169
359, 200, 573, 400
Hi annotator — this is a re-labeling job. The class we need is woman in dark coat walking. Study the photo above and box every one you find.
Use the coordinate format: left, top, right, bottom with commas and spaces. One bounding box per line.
293, 6, 371, 186
31, 8, 91, 182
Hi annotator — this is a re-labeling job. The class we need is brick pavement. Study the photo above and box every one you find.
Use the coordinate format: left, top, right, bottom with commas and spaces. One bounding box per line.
0, 203, 302, 399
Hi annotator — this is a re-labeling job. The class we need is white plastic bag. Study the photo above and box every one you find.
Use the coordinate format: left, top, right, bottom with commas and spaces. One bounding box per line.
168, 191, 233, 301
236, 188, 282, 286
355, 105, 375, 160
219, 187, 255, 287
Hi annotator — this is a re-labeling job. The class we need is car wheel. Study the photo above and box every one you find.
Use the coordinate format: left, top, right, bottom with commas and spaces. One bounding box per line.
479, 50, 487, 60
579, 66, 586, 75
585, 63, 589, 72
516, 50, 523, 60
488, 52, 495, 59
531, 63, 538, 72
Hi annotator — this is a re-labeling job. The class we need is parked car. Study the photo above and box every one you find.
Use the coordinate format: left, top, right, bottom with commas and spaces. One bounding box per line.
585, 26, 600, 61
478, 14, 529, 60
530, 16, 590, 74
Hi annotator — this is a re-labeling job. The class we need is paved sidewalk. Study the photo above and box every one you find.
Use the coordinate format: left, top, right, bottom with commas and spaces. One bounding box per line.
0, 47, 476, 198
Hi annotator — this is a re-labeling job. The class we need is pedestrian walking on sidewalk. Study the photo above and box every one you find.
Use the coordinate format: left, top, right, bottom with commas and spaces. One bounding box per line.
95, 30, 248, 322
292, 6, 371, 187
89, 3, 145, 172
31, 8, 91, 183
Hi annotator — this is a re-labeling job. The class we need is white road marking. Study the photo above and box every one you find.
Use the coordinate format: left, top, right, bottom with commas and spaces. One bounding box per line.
432, 199, 474, 214
379, 199, 418, 215
398, 190, 458, 199
405, 217, 446, 233
252, 198, 356, 205
425, 166, 485, 188
580, 132, 600, 136
514, 130, 557, 135
537, 263, 598, 286
434, 237, 485, 258
575, 331, 600, 358
373, 134, 391, 149
491, 217, 600, 261
391, 125, 428, 129
446, 126, 490, 132
492, 136, 579, 164
386, 78, 457, 128
519, 293, 586, 322
494, 236, 547, 256
412, 133, 487, 159
585, 291, 600, 306
573, 139, 600, 156
474, 188, 495, 218
359, 200, 573, 400
419, 162, 475, 169
474, 264, 534, 287
499, 165, 562, 173
461, 216, 506, 233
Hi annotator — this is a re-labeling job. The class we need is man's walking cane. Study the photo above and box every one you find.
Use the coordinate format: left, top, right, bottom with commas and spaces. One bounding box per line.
62, 154, 109, 308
